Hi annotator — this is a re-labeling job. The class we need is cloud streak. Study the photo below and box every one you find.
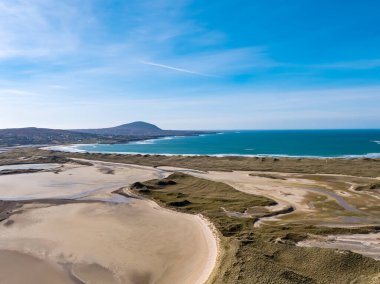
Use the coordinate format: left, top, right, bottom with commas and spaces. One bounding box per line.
0, 0, 91, 59
139, 60, 219, 77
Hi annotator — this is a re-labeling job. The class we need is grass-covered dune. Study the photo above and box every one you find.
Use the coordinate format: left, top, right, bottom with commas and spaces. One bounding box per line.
132, 173, 380, 284
132, 172, 276, 236
31, 149, 380, 177
2, 148, 380, 177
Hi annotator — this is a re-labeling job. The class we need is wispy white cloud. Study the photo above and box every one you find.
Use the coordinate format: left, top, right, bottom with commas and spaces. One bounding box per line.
170, 47, 281, 74
0, 0, 91, 59
0, 88, 39, 97
139, 60, 219, 77
0, 0, 275, 82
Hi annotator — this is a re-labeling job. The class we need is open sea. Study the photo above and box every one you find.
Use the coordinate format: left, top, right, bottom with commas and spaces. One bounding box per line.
53, 129, 380, 158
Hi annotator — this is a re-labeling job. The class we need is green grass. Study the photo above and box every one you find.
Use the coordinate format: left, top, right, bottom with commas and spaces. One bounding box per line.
133, 173, 380, 284
137, 172, 275, 236
3, 148, 380, 177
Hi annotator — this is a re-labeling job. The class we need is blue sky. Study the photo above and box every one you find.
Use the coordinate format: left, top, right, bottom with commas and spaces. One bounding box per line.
0, 0, 379, 129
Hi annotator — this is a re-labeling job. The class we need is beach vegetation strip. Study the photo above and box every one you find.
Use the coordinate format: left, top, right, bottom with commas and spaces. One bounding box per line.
28, 148, 380, 177
2, 148, 380, 177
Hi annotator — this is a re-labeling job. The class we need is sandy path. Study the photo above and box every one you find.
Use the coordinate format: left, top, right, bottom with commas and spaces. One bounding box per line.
0, 161, 218, 284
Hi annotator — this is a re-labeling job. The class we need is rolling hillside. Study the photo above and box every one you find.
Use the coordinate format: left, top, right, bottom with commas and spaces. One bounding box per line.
0, 122, 211, 146
73, 121, 208, 136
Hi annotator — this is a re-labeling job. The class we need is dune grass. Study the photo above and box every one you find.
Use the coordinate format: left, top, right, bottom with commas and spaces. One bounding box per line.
136, 172, 275, 236
2, 148, 380, 177
134, 173, 380, 284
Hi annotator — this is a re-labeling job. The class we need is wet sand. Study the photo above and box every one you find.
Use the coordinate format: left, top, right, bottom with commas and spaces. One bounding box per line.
0, 162, 163, 200
298, 233, 380, 260
0, 162, 218, 284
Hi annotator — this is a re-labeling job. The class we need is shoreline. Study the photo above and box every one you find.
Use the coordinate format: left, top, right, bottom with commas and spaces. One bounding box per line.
113, 184, 220, 284
42, 144, 380, 159
186, 214, 219, 284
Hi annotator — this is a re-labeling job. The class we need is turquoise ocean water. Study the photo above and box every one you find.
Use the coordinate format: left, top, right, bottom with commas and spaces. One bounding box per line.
61, 130, 380, 158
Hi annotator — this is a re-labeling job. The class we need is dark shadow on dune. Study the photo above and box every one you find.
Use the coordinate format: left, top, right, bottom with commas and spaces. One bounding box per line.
129, 271, 152, 284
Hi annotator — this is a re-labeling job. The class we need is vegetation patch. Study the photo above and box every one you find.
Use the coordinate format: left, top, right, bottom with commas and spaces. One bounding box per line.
2, 148, 380, 177
249, 173, 287, 180
354, 181, 380, 192
135, 172, 275, 237
0, 169, 44, 175
132, 173, 380, 284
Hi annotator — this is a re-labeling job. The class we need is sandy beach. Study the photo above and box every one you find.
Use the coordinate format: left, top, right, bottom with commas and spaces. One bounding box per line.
0, 161, 218, 284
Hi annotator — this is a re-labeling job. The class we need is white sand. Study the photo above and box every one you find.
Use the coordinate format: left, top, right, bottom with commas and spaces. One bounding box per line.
0, 201, 217, 284
0, 250, 74, 284
0, 161, 218, 284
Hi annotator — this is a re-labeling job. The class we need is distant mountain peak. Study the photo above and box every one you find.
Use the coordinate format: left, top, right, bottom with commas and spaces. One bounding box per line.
71, 121, 166, 136
115, 121, 162, 131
